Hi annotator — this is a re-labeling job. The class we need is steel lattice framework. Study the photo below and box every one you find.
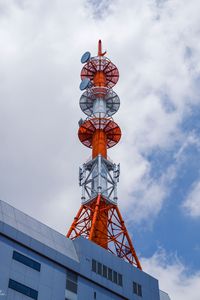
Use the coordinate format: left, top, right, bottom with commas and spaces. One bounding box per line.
67, 194, 141, 268
67, 40, 142, 270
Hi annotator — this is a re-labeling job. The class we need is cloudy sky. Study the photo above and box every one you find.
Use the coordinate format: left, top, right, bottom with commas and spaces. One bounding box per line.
1, 0, 200, 299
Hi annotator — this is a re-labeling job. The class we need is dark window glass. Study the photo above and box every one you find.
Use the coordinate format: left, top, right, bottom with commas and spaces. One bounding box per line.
66, 269, 78, 294
133, 281, 137, 294
113, 271, 118, 284
92, 259, 97, 272
133, 281, 142, 297
103, 265, 107, 278
91, 259, 122, 286
67, 269, 78, 282
97, 262, 102, 275
118, 273, 123, 286
66, 280, 77, 293
8, 279, 38, 300
108, 268, 112, 281
94, 291, 96, 299
13, 251, 41, 272
138, 284, 142, 297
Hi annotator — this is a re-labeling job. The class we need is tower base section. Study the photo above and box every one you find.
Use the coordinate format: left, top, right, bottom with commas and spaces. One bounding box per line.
67, 194, 142, 270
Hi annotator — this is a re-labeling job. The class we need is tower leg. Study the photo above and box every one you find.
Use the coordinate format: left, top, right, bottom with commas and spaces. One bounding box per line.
89, 194, 101, 240
66, 205, 84, 238
89, 195, 108, 249
115, 206, 142, 270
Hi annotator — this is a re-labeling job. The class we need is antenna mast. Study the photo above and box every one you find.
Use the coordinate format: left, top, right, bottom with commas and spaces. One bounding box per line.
67, 40, 142, 269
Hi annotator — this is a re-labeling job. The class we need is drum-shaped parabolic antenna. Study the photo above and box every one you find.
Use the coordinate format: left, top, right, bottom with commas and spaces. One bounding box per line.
80, 87, 120, 117
78, 118, 121, 149
81, 57, 119, 88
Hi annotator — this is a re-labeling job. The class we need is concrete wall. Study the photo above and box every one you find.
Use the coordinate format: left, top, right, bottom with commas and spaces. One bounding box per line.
0, 235, 66, 300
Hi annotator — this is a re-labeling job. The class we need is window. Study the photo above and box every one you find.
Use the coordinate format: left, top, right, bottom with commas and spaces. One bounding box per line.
133, 282, 137, 294
13, 251, 41, 272
66, 269, 78, 294
8, 279, 38, 300
103, 265, 107, 278
97, 262, 102, 275
138, 284, 142, 297
113, 271, 118, 284
133, 281, 142, 297
118, 273, 123, 286
94, 291, 97, 299
92, 259, 97, 272
108, 268, 112, 281
91, 259, 123, 286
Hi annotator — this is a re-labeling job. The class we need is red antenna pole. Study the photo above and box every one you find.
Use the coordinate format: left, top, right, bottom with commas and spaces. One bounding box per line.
98, 39, 102, 56
98, 39, 106, 57
67, 41, 142, 270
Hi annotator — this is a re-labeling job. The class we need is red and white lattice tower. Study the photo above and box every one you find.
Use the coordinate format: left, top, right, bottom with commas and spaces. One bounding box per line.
67, 40, 142, 269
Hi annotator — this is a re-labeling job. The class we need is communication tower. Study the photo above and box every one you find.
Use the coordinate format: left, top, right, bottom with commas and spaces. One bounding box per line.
67, 40, 142, 270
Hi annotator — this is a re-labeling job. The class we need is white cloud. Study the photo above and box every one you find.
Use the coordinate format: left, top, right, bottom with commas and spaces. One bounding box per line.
183, 181, 200, 217
0, 0, 200, 231
142, 249, 200, 300
85, 0, 114, 18
115, 145, 177, 224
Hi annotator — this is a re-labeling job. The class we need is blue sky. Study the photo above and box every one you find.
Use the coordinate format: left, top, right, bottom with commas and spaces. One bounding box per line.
134, 102, 200, 270
0, 0, 200, 299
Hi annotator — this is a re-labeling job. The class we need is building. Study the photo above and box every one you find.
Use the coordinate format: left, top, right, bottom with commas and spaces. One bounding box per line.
0, 199, 170, 300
